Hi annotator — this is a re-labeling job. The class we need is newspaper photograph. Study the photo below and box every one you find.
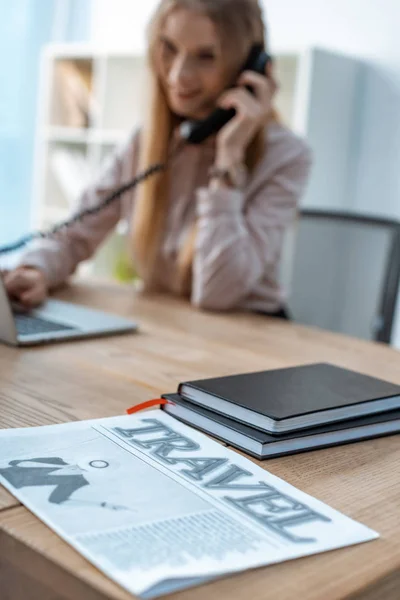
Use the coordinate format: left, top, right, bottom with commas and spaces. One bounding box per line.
0, 410, 378, 598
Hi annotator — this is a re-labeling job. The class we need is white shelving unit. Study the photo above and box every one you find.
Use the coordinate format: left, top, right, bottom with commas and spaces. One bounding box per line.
32, 44, 145, 277
32, 43, 361, 279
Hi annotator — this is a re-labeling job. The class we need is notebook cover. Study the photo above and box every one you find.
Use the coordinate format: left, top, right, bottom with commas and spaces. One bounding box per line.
163, 394, 400, 459
164, 393, 400, 441
178, 363, 400, 422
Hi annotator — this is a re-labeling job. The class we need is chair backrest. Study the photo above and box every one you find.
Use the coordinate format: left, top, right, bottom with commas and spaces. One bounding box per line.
284, 210, 400, 344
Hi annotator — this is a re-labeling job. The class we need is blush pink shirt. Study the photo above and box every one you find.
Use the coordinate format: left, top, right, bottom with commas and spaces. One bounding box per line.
20, 122, 311, 311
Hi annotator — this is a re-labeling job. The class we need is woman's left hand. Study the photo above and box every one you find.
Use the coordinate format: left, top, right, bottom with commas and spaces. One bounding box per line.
215, 65, 278, 168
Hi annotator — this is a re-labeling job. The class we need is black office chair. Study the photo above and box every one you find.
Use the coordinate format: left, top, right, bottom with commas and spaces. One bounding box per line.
284, 210, 400, 344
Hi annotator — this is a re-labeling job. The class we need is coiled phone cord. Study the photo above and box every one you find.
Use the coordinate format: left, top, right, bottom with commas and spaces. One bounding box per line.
0, 141, 184, 256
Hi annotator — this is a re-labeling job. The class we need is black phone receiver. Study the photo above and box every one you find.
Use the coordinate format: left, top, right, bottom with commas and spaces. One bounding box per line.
179, 44, 273, 145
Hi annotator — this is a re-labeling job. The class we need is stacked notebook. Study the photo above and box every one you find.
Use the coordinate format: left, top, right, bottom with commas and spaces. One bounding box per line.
161, 363, 400, 459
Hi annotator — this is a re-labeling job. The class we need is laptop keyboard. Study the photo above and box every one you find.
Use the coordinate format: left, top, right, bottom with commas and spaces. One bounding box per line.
14, 313, 78, 336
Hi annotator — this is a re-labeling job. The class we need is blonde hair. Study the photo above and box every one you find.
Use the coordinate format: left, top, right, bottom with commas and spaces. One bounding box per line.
131, 0, 271, 294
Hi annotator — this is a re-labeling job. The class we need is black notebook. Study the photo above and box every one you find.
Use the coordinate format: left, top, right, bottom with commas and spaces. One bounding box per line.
177, 363, 400, 434
162, 394, 400, 459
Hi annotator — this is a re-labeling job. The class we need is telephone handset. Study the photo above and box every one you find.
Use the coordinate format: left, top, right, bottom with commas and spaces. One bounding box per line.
179, 44, 272, 145
0, 45, 272, 256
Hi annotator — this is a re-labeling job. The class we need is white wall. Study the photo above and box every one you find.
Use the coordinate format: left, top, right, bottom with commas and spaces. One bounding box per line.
89, 0, 400, 349
89, 0, 159, 52
265, 0, 400, 63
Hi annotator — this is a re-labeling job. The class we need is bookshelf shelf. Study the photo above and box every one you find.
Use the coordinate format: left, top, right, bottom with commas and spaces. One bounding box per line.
44, 127, 129, 145
44, 127, 90, 143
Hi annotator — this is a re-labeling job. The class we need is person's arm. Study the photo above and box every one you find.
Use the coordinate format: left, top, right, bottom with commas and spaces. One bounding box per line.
18, 131, 140, 290
191, 143, 312, 310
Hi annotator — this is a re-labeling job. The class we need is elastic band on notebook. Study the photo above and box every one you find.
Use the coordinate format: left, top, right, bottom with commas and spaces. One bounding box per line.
126, 399, 172, 415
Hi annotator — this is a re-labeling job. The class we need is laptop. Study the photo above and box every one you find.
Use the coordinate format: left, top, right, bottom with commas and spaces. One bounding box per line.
0, 274, 138, 346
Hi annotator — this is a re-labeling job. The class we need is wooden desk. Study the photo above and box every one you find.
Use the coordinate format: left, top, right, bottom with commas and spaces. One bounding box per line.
1, 280, 399, 600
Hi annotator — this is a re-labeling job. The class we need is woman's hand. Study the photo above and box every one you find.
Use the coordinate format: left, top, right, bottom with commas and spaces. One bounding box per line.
215, 63, 277, 169
3, 266, 48, 307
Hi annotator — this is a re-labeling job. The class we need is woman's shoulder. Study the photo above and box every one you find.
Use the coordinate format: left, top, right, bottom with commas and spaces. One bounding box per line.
262, 121, 312, 169
246, 121, 312, 195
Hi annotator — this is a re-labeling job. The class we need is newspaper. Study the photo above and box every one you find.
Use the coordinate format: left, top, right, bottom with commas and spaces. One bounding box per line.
0, 410, 378, 598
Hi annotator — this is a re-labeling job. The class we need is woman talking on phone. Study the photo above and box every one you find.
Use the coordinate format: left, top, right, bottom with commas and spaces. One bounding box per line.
4, 0, 311, 316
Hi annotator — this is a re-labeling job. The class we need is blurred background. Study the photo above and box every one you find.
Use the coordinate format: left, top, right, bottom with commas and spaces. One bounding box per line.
0, 0, 399, 348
